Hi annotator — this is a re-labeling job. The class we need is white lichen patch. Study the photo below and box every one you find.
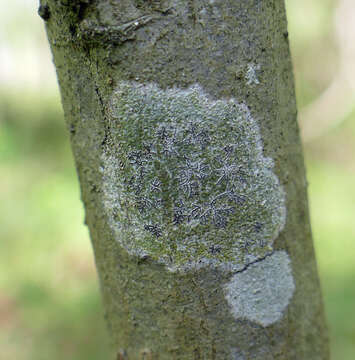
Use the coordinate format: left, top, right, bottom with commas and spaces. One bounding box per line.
224, 251, 295, 327
245, 63, 260, 85
230, 348, 245, 360
100, 81, 286, 271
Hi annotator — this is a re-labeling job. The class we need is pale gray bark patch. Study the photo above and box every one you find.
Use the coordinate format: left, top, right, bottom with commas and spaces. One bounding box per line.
245, 63, 261, 85
100, 81, 286, 272
224, 250, 295, 327
230, 348, 245, 360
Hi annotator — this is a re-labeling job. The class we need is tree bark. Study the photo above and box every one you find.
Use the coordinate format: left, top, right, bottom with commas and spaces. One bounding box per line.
40, 0, 329, 358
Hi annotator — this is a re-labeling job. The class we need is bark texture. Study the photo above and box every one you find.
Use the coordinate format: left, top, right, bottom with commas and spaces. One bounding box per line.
40, 0, 329, 358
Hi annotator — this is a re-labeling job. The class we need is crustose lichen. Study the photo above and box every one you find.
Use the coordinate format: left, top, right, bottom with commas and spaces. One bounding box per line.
100, 82, 286, 272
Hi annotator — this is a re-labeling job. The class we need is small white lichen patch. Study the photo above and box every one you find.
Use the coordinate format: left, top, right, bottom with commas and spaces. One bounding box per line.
230, 348, 245, 360
224, 251, 295, 327
100, 81, 286, 272
245, 63, 260, 85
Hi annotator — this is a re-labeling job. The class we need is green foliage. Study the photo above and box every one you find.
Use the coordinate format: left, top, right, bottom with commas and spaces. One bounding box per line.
307, 160, 355, 360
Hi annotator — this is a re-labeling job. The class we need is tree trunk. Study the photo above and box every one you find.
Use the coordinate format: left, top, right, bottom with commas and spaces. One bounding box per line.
40, 0, 329, 358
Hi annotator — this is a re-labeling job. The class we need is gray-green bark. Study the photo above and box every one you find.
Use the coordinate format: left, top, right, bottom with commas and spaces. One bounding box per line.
40, 0, 329, 358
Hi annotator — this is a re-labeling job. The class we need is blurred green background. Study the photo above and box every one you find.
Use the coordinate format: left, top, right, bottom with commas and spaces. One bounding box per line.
1, 0, 354, 359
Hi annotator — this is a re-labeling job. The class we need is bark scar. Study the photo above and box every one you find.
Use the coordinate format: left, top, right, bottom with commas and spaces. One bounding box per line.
79, 15, 158, 45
